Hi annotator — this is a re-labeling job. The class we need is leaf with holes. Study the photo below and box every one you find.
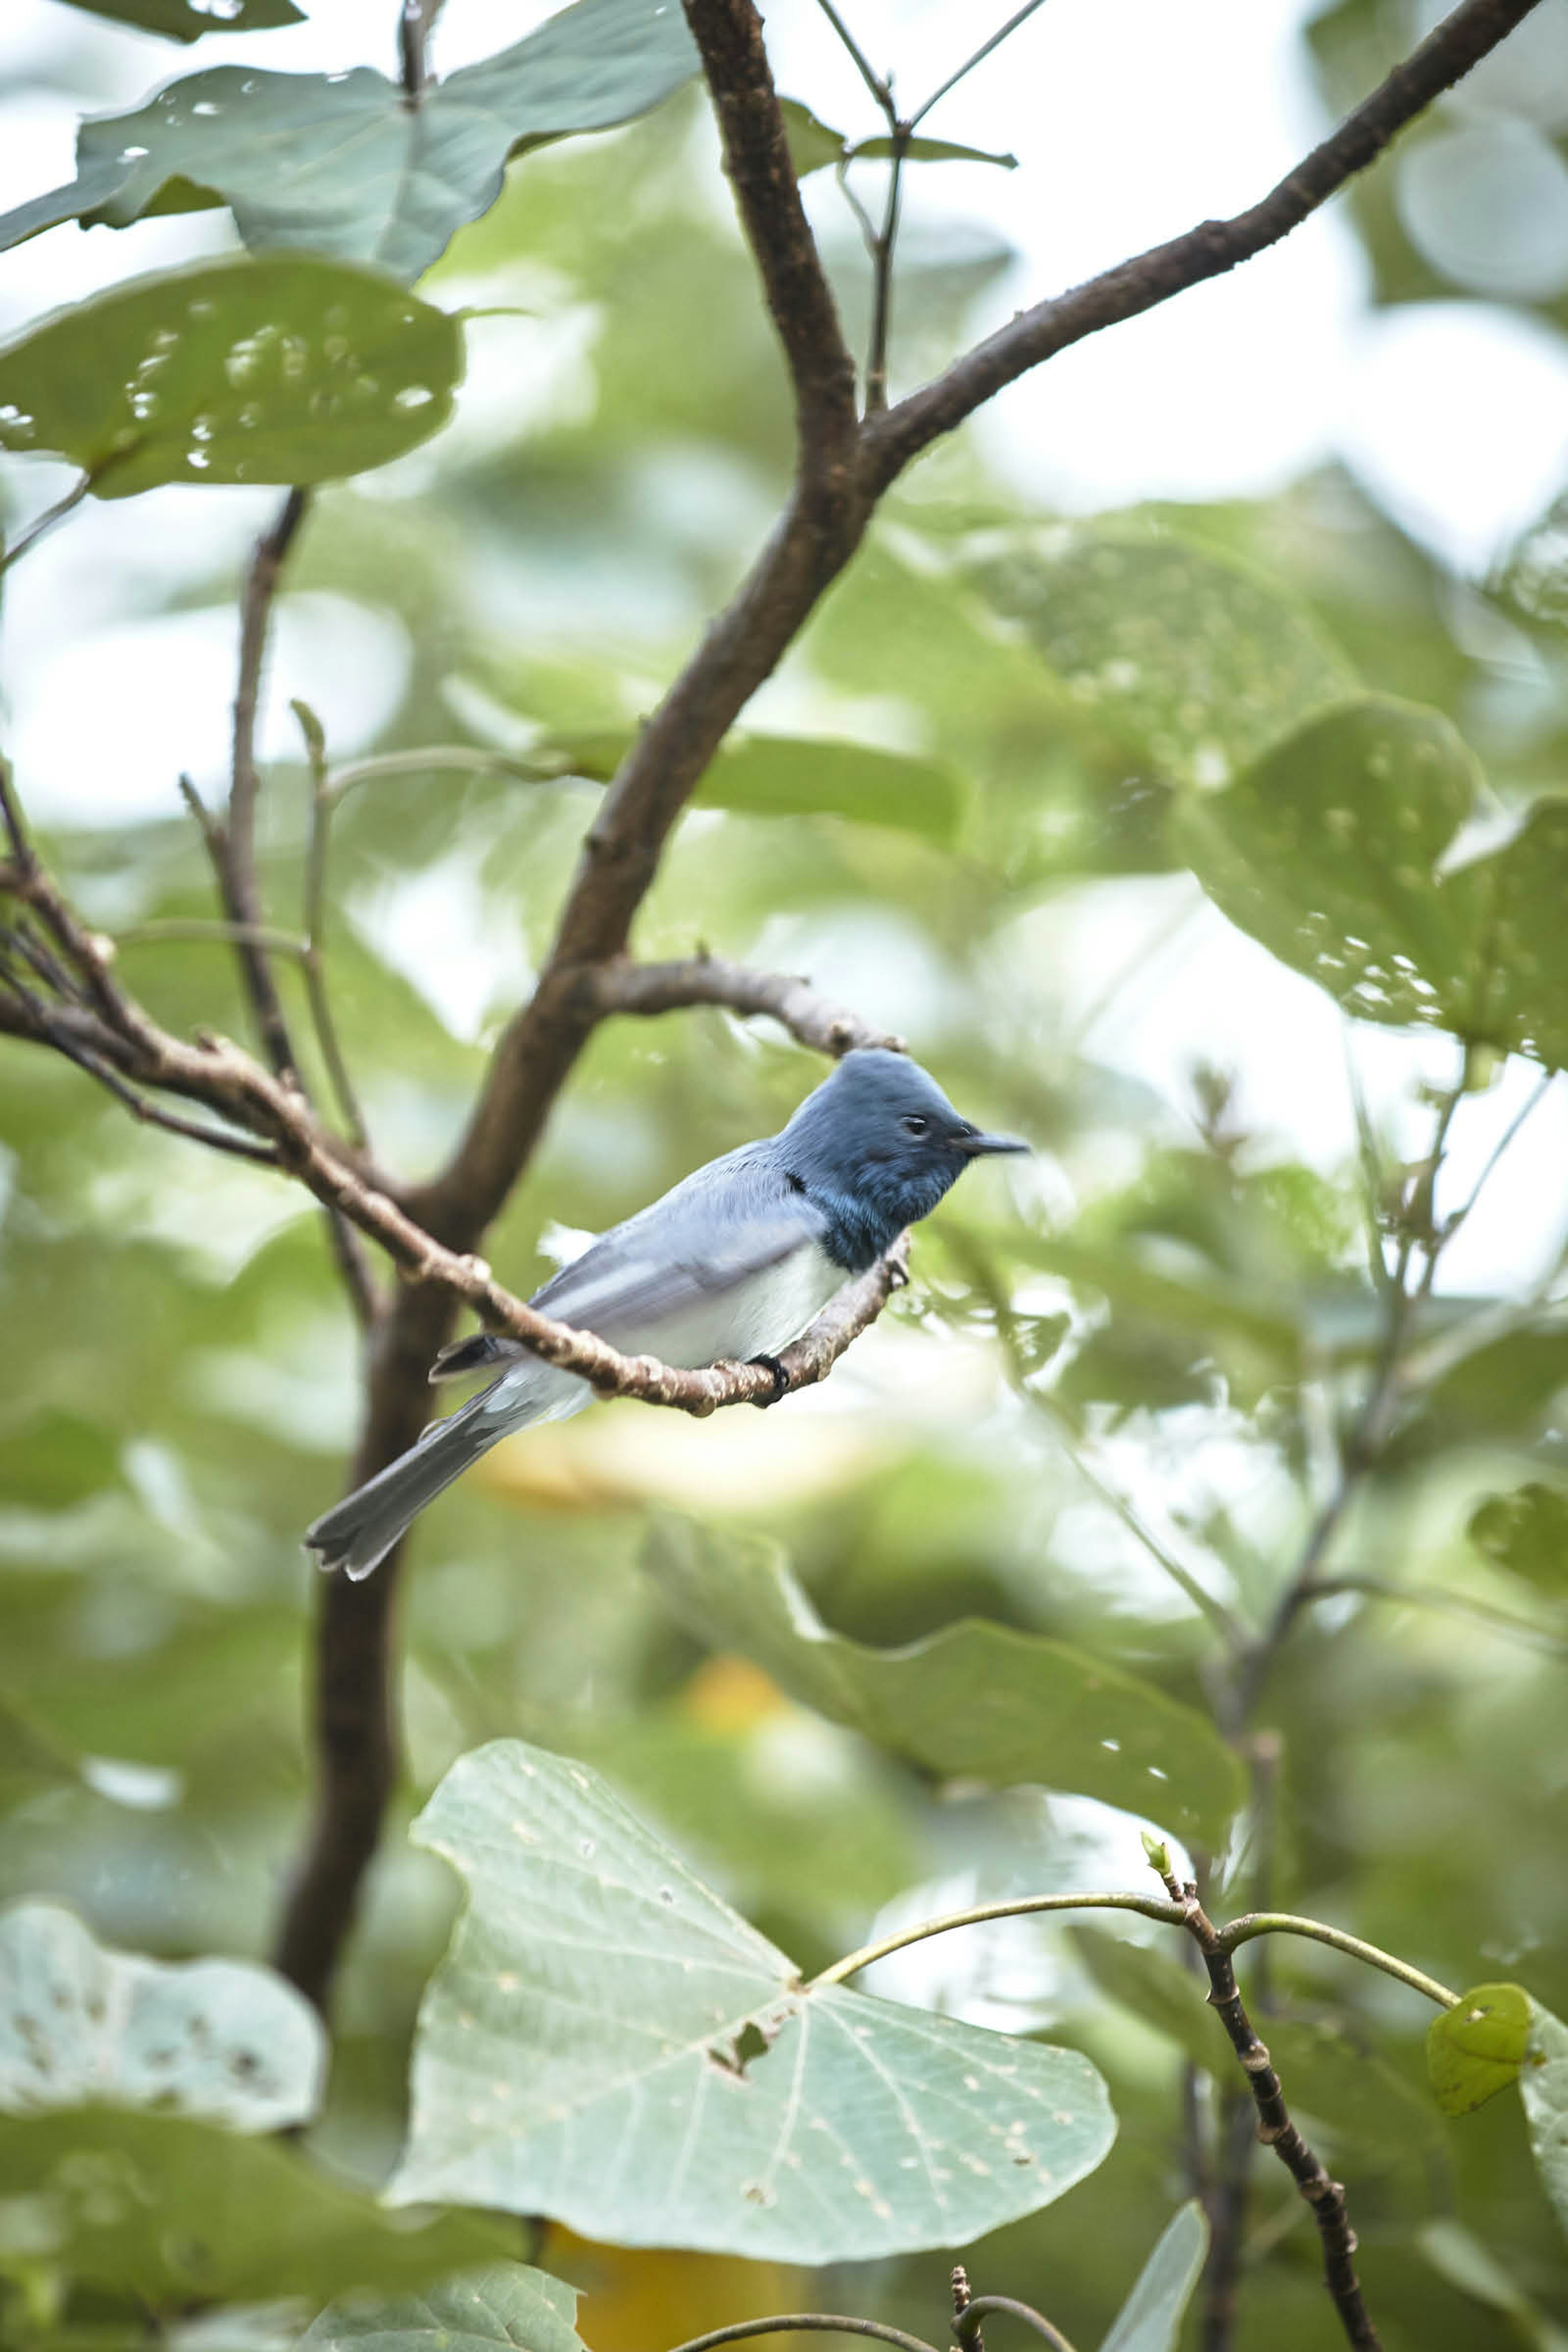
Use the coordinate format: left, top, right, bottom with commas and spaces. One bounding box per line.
965, 526, 1356, 791
60, 0, 303, 34
1100, 2201, 1209, 2352
1521, 1999, 1568, 2235
642, 1519, 1243, 1850
0, 1902, 324, 2132
1427, 1982, 1531, 2116
0, 256, 462, 497
390, 1740, 1116, 2259
1180, 697, 1568, 1065
299, 2264, 587, 2352
0, 0, 697, 283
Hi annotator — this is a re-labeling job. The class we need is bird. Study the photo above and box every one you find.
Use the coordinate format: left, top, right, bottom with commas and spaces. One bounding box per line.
303, 1047, 1027, 1582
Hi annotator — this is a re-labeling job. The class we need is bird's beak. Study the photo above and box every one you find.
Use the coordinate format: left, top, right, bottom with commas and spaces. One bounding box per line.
959, 1130, 1030, 1158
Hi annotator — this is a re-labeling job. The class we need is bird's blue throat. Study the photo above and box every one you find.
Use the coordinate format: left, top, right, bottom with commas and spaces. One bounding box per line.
802, 1160, 958, 1274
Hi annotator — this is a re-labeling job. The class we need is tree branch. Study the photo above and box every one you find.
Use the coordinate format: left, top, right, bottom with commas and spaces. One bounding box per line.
269, 0, 1544, 2017
858, 0, 1548, 492
1158, 1871, 1383, 2352
592, 953, 900, 1055
221, 487, 311, 1085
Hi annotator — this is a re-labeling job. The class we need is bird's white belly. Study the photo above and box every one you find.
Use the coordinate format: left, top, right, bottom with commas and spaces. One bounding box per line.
623, 1243, 847, 1370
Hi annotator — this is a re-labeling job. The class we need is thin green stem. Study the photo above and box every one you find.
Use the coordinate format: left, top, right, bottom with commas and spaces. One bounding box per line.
1310, 1572, 1566, 1654
114, 919, 308, 957
0, 472, 91, 575
808, 1891, 1188, 1991
864, 125, 909, 412
667, 2320, 940, 2352
811, 0, 895, 116
1218, 1913, 1459, 2009
325, 745, 543, 801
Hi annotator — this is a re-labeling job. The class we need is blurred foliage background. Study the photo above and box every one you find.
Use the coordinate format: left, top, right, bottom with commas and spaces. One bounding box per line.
4, 0, 1568, 2347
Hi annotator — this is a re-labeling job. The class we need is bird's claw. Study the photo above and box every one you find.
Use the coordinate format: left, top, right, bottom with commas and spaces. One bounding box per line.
748, 1353, 791, 1407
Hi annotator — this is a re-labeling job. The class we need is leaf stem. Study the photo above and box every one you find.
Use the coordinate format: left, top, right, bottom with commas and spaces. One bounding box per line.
908, 0, 1056, 129
667, 2320, 942, 2352
1217, 1913, 1459, 2008
808, 1891, 1190, 1990
0, 472, 91, 575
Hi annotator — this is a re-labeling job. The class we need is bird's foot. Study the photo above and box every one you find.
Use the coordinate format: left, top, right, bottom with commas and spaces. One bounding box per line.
748, 1353, 791, 1407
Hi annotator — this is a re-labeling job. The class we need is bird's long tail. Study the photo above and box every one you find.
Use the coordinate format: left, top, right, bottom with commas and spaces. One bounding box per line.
303, 1392, 505, 1584
304, 1343, 591, 1582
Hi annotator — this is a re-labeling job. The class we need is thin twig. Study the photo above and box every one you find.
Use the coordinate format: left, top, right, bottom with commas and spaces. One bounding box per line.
860, 0, 1551, 489
1307, 1572, 1567, 1654
811, 0, 894, 114
1158, 1869, 1383, 2352
115, 919, 308, 956
226, 486, 310, 1085
593, 952, 900, 1057
908, 0, 1056, 130
0, 472, 91, 575
399, 0, 444, 98
863, 124, 908, 412
295, 702, 369, 1149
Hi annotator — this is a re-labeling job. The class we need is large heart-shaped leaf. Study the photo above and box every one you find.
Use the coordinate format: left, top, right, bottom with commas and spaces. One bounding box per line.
0, 2108, 511, 2303
0, 1903, 323, 2133
966, 528, 1356, 791
0, 256, 462, 497
1180, 695, 1568, 1065
300, 2265, 586, 2352
61, 0, 304, 35
642, 1519, 1244, 1850
0, 0, 697, 285
390, 1741, 1116, 2260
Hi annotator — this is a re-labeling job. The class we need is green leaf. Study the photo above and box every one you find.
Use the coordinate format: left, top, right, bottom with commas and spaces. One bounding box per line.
2, 0, 697, 284
1426, 1982, 1531, 2115
1521, 1999, 1568, 2236
0, 1409, 122, 1509
0, 2109, 511, 2303
778, 98, 846, 179
853, 134, 1019, 170
1180, 695, 1568, 1065
1468, 1482, 1568, 1593
1099, 2201, 1209, 2352
0, 256, 463, 498
59, 0, 304, 35
966, 526, 1356, 791
299, 2264, 587, 2352
391, 1739, 1116, 2258
642, 1519, 1245, 1850
539, 727, 964, 839
0, 1904, 324, 2134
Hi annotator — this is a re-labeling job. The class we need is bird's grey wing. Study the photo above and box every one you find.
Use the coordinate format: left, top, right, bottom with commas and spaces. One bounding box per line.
430, 1149, 842, 1380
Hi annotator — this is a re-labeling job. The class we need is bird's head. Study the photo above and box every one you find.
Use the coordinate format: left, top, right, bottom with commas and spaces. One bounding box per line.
783, 1048, 1028, 1263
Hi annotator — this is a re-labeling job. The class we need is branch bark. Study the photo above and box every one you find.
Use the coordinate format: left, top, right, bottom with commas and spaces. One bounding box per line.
1162, 1872, 1382, 2352
859, 0, 1547, 492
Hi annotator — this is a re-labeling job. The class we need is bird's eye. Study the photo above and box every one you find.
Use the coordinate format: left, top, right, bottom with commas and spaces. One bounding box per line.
901, 1114, 929, 1136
